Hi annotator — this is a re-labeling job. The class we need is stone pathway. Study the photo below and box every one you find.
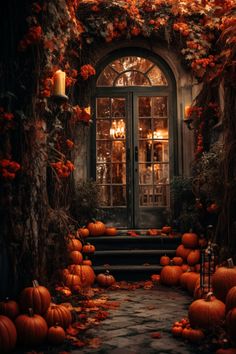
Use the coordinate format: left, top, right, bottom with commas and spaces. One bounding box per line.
71, 286, 212, 354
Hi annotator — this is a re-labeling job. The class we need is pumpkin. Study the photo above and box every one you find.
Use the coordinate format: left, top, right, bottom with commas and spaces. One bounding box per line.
187, 249, 201, 266
0, 315, 17, 353
15, 308, 48, 346
182, 232, 198, 249
67, 238, 82, 252
69, 251, 83, 264
171, 326, 183, 337
47, 325, 66, 345
44, 305, 72, 329
160, 255, 170, 266
181, 264, 190, 272
212, 259, 236, 302
172, 256, 183, 266
82, 258, 92, 266
182, 327, 205, 343
188, 292, 225, 329
180, 271, 198, 291
59, 268, 70, 282
160, 264, 182, 286
55, 286, 72, 298
226, 308, 236, 344
193, 279, 204, 300
147, 229, 161, 236
64, 273, 81, 291
19, 280, 51, 314
68, 264, 95, 287
162, 226, 172, 234
176, 244, 191, 260
226, 286, 236, 313
87, 221, 106, 236
82, 243, 96, 254
0, 299, 19, 319
186, 273, 200, 295
96, 270, 116, 287
76, 227, 89, 238
194, 264, 201, 272
105, 227, 118, 236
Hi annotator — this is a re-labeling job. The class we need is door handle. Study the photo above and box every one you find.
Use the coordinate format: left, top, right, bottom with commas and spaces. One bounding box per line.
135, 146, 138, 162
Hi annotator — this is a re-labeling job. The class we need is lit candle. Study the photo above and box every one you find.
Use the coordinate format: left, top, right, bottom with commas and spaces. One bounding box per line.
184, 105, 191, 119
53, 70, 66, 96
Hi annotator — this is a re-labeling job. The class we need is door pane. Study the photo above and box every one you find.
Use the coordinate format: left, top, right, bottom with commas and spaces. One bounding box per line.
99, 185, 111, 206
154, 164, 169, 184
112, 186, 126, 206
153, 96, 167, 117
96, 164, 111, 184
139, 97, 151, 117
111, 98, 126, 117
96, 120, 110, 139
112, 141, 126, 162
97, 141, 112, 162
112, 163, 126, 184
96, 98, 110, 117
139, 118, 152, 139
139, 141, 152, 163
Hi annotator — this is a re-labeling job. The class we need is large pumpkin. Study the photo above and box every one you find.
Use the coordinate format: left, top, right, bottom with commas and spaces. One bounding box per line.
64, 273, 81, 291
188, 292, 225, 329
187, 249, 201, 266
180, 271, 198, 291
0, 315, 17, 353
68, 251, 83, 264
226, 308, 236, 344
160, 264, 182, 286
105, 227, 118, 236
19, 280, 51, 314
0, 299, 19, 319
176, 244, 191, 260
186, 273, 200, 295
96, 271, 116, 287
67, 238, 82, 252
44, 305, 72, 329
68, 264, 95, 287
87, 221, 106, 236
15, 309, 48, 346
212, 260, 236, 302
226, 286, 236, 313
182, 232, 198, 249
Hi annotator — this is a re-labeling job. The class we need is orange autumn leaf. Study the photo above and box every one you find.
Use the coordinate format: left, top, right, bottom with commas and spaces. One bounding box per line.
88, 337, 102, 349
66, 326, 79, 336
73, 339, 86, 347
151, 332, 162, 339
95, 310, 109, 321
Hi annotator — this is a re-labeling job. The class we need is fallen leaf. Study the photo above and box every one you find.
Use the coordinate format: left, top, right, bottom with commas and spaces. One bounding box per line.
151, 332, 162, 339
73, 339, 86, 347
66, 326, 79, 336
88, 337, 102, 349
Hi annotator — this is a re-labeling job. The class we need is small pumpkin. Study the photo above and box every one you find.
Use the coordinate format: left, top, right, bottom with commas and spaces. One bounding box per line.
187, 249, 201, 266
171, 326, 183, 337
19, 280, 51, 315
82, 243, 96, 254
82, 258, 92, 266
147, 229, 161, 236
55, 286, 72, 298
162, 226, 172, 234
47, 325, 66, 345
67, 238, 83, 252
176, 244, 191, 260
160, 263, 183, 286
96, 270, 116, 287
44, 305, 72, 329
182, 327, 205, 343
0, 299, 20, 319
105, 227, 118, 236
188, 292, 225, 329
182, 232, 198, 249
226, 286, 236, 313
212, 258, 236, 302
69, 250, 83, 264
87, 220, 106, 236
15, 308, 48, 346
172, 256, 183, 266
160, 255, 170, 266
0, 315, 17, 353
68, 264, 95, 287
77, 227, 89, 238
226, 308, 236, 344
181, 264, 190, 272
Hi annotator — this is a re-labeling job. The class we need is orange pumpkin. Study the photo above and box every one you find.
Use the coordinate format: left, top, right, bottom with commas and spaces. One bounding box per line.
226, 308, 236, 344
182, 327, 205, 343
176, 244, 191, 260
160, 264, 183, 286
68, 264, 95, 287
0, 315, 17, 353
44, 305, 72, 329
187, 249, 201, 266
172, 256, 183, 266
82, 258, 92, 266
47, 325, 66, 345
171, 326, 183, 337
59, 268, 70, 282
67, 238, 82, 252
15, 309, 48, 346
212, 260, 236, 302
19, 280, 51, 315
96, 270, 116, 287
65, 273, 81, 291
147, 229, 161, 236
82, 243, 96, 254
87, 221, 106, 236
162, 226, 172, 234
226, 286, 236, 313
182, 232, 198, 249
0, 299, 20, 319
188, 292, 225, 329
69, 251, 83, 264
181, 264, 190, 272
55, 286, 72, 298
105, 227, 118, 236
186, 273, 200, 295
77, 227, 90, 238
160, 255, 170, 266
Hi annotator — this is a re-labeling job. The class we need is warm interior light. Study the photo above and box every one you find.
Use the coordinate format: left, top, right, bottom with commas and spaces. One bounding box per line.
110, 119, 126, 139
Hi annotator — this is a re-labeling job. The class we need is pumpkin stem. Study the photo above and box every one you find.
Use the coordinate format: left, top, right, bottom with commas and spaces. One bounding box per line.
227, 258, 234, 268
32, 280, 39, 287
28, 308, 34, 317
205, 291, 214, 301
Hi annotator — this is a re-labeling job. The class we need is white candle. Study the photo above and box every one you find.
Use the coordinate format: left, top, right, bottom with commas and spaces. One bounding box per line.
53, 70, 66, 96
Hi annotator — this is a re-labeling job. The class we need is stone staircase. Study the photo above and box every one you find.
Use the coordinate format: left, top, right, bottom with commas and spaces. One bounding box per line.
87, 230, 181, 281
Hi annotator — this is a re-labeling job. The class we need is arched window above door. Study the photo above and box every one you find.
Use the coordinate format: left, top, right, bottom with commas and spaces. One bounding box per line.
97, 56, 168, 87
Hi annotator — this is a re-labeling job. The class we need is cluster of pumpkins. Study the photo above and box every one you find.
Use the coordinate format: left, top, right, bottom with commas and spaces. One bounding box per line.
77, 220, 118, 237
0, 281, 72, 353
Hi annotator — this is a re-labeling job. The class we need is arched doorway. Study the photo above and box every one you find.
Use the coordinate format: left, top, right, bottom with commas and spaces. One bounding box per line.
92, 49, 177, 228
